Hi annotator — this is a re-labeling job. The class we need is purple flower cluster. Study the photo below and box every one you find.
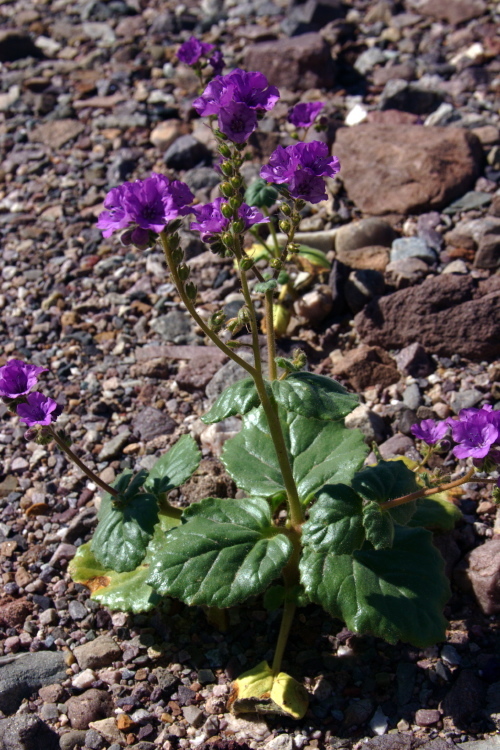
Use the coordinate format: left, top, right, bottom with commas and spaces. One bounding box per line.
97, 174, 194, 246
288, 102, 324, 129
0, 359, 61, 427
177, 37, 224, 75
260, 141, 340, 203
190, 197, 268, 243
193, 69, 279, 143
412, 404, 500, 463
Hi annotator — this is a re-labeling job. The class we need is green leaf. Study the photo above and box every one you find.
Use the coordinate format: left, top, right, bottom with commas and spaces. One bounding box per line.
146, 497, 293, 607
254, 279, 278, 294
69, 542, 159, 613
222, 406, 368, 499
302, 485, 364, 555
352, 460, 420, 525
271, 373, 359, 421
230, 661, 309, 719
300, 525, 450, 647
145, 435, 201, 496
295, 245, 331, 269
245, 178, 278, 209
362, 501, 394, 550
201, 378, 260, 424
92, 489, 159, 573
409, 493, 462, 531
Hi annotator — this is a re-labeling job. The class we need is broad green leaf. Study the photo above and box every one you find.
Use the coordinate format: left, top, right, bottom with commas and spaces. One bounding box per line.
295, 245, 331, 269
229, 661, 308, 719
146, 497, 293, 608
92, 490, 159, 573
145, 434, 201, 496
409, 493, 462, 531
222, 406, 368, 499
352, 460, 419, 525
254, 279, 278, 294
202, 378, 259, 424
271, 373, 359, 421
69, 542, 159, 613
362, 500, 394, 550
263, 585, 285, 610
300, 526, 450, 647
245, 178, 278, 208
302, 485, 364, 555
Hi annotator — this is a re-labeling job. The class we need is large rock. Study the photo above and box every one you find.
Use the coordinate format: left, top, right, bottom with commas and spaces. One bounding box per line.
66, 689, 113, 730
455, 539, 500, 616
73, 636, 121, 671
0, 651, 67, 714
243, 33, 334, 90
330, 344, 400, 390
406, 0, 487, 25
355, 275, 500, 361
334, 125, 482, 216
0, 714, 59, 750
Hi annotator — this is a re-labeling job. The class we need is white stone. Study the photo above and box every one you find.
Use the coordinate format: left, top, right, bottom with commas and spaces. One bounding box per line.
369, 705, 389, 735
346, 104, 368, 127
72, 668, 96, 689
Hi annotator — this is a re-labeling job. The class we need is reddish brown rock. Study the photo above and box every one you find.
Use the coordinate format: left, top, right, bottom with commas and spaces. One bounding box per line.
0, 597, 33, 628
243, 33, 334, 90
355, 274, 500, 361
176, 351, 229, 392
330, 345, 400, 390
455, 539, 500, 615
406, 0, 487, 25
334, 125, 482, 216
66, 689, 113, 730
415, 708, 441, 726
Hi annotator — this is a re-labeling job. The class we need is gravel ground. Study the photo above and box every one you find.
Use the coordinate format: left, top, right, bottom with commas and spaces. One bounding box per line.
1, 0, 500, 748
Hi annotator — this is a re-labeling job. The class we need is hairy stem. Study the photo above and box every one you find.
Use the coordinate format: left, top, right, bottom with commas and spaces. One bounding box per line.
272, 530, 301, 676
48, 428, 118, 497
379, 467, 475, 510
272, 599, 296, 676
264, 290, 277, 381
160, 231, 257, 378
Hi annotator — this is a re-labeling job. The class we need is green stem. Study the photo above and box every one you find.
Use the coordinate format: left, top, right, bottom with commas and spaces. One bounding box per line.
158, 494, 182, 519
271, 529, 301, 675
48, 428, 119, 498
160, 232, 257, 378
264, 290, 277, 381
237, 255, 263, 375
272, 599, 296, 676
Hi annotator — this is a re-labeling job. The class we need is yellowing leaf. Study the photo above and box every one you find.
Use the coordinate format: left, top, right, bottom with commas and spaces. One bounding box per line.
229, 661, 308, 719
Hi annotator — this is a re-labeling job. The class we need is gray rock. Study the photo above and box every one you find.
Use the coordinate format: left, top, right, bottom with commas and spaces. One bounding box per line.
97, 430, 131, 461
275, 229, 337, 253
68, 600, 87, 621
458, 737, 500, 750
343, 697, 373, 727
344, 269, 385, 314
417, 212, 443, 251
390, 237, 438, 265
443, 191, 492, 215
403, 383, 422, 410
455, 540, 500, 616
443, 669, 486, 724
132, 406, 176, 442
163, 135, 211, 171
335, 218, 396, 254
345, 404, 387, 444
396, 662, 416, 705
395, 343, 435, 378
73, 636, 121, 671
354, 47, 387, 75
378, 433, 416, 460
474, 220, 500, 269
0, 714, 58, 750
0, 651, 67, 714
182, 705, 204, 727
150, 309, 193, 343
379, 79, 443, 115
59, 730, 87, 750
385, 258, 431, 289
449, 389, 483, 414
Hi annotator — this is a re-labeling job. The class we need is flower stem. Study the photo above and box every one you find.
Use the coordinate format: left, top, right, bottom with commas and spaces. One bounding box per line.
48, 428, 119, 498
264, 290, 277, 381
160, 231, 257, 378
272, 598, 296, 676
379, 467, 475, 510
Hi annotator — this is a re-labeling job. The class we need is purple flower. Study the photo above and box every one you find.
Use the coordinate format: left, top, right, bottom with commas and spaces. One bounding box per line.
98, 174, 194, 241
411, 419, 450, 445
16, 392, 61, 427
218, 102, 257, 143
208, 49, 225, 76
190, 197, 268, 242
451, 409, 499, 460
177, 36, 214, 66
0, 359, 47, 399
193, 69, 279, 118
260, 141, 340, 203
288, 102, 324, 128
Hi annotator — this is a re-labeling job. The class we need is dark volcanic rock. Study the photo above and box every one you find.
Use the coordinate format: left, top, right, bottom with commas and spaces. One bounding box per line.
355, 274, 500, 360
243, 33, 335, 90
442, 669, 486, 726
0, 714, 59, 750
0, 651, 67, 715
334, 125, 483, 216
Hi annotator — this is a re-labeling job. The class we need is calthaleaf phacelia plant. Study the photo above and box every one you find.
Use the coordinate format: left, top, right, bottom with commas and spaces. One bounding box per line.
3, 49, 500, 720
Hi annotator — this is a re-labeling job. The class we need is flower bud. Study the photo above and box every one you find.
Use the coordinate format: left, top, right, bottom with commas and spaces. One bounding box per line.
231, 219, 245, 234
214, 129, 228, 140
279, 220, 291, 234
237, 306, 251, 325
167, 219, 182, 233
280, 203, 292, 216
177, 263, 190, 281
270, 258, 283, 270
221, 232, 234, 247
24, 428, 38, 441
185, 281, 198, 300
288, 242, 300, 253
221, 162, 233, 177
240, 257, 254, 271
235, 142, 246, 151
295, 199, 306, 210
218, 143, 231, 158
220, 181, 234, 197
171, 247, 184, 265
229, 195, 243, 210
230, 175, 242, 189
169, 233, 180, 250
221, 202, 233, 219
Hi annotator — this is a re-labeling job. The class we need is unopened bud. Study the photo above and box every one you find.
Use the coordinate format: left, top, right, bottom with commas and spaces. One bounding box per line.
295, 199, 306, 210
218, 143, 231, 158
171, 247, 184, 265
221, 202, 233, 219
231, 219, 245, 234
168, 219, 182, 233
169, 233, 180, 250
221, 181, 234, 197
279, 219, 291, 233
280, 203, 292, 216
185, 281, 198, 300
221, 232, 234, 247
221, 162, 233, 177
270, 258, 283, 270
230, 175, 242, 189
24, 428, 38, 442
214, 129, 228, 140
178, 263, 190, 281
240, 257, 254, 271
237, 306, 251, 324
229, 195, 243, 210
288, 242, 300, 253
